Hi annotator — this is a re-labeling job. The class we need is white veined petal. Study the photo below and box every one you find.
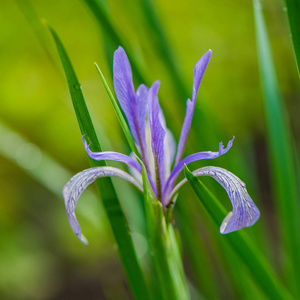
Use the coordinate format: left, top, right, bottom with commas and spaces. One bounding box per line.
62, 166, 143, 244
168, 166, 260, 233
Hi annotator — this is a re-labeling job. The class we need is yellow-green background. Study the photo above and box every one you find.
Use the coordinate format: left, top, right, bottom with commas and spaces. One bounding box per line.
0, 0, 299, 299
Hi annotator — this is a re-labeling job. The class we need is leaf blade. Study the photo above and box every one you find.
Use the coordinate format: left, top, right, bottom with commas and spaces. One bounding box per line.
47, 24, 150, 300
94, 63, 139, 155
285, 0, 300, 75
141, 163, 190, 300
253, 0, 300, 296
184, 165, 293, 300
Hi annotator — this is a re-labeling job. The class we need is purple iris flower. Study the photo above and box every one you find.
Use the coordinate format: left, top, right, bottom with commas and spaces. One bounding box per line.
62, 47, 260, 244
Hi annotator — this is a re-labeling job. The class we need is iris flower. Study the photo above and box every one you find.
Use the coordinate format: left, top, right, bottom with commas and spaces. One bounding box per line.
63, 47, 260, 244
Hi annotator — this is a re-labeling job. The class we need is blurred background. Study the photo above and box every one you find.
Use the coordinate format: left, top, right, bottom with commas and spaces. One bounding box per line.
0, 0, 299, 299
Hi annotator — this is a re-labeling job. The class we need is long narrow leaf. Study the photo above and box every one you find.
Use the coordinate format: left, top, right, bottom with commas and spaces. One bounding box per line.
139, 0, 189, 100
141, 163, 190, 300
15, 0, 57, 68
82, 0, 144, 84
285, 0, 300, 74
176, 200, 220, 299
184, 165, 293, 300
47, 24, 150, 300
94, 63, 139, 155
253, 1, 300, 297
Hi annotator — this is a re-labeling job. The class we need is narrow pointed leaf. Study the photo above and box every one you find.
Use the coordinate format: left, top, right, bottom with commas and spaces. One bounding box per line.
253, 1, 300, 296
184, 165, 293, 300
141, 163, 190, 300
284, 0, 300, 74
139, 0, 189, 100
94, 63, 139, 155
82, 0, 144, 84
47, 24, 149, 300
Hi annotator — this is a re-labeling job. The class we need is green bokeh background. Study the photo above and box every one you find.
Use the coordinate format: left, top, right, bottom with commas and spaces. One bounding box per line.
0, 0, 299, 299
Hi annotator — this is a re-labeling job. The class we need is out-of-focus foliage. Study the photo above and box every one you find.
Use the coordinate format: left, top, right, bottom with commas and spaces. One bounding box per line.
0, 0, 299, 299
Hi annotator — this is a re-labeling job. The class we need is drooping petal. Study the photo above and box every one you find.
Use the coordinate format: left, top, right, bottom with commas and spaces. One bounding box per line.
83, 136, 142, 172
175, 50, 212, 165
163, 137, 234, 201
62, 166, 143, 244
148, 80, 166, 200
113, 46, 139, 145
169, 166, 260, 233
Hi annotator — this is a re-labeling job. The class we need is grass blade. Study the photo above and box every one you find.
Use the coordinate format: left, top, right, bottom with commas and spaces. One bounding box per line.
176, 200, 220, 299
253, 0, 300, 296
15, 0, 54, 66
284, 0, 300, 74
94, 63, 139, 155
82, 0, 144, 84
0, 120, 71, 196
139, 0, 189, 100
141, 163, 190, 300
47, 24, 150, 300
184, 165, 293, 300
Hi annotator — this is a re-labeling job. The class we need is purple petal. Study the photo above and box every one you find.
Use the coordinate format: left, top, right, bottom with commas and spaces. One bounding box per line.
154, 103, 176, 178
148, 80, 166, 200
113, 47, 139, 145
192, 49, 212, 103
83, 136, 142, 172
62, 166, 143, 244
193, 167, 260, 233
136, 84, 150, 167
175, 50, 212, 165
175, 98, 193, 165
164, 129, 176, 179
113, 47, 149, 167
163, 137, 234, 201
168, 166, 260, 233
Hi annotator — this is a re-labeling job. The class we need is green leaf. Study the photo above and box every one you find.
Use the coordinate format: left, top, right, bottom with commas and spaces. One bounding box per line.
284, 0, 300, 75
47, 23, 150, 300
176, 199, 220, 299
253, 0, 300, 297
82, 0, 144, 84
139, 0, 189, 100
141, 163, 190, 300
15, 0, 57, 69
94, 63, 139, 155
184, 165, 293, 300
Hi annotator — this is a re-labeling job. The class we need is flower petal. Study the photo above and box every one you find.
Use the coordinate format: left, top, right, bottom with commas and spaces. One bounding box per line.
113, 47, 139, 145
164, 129, 176, 180
148, 80, 166, 200
175, 50, 212, 165
62, 166, 143, 244
136, 84, 150, 167
169, 166, 260, 233
83, 136, 142, 172
164, 137, 234, 200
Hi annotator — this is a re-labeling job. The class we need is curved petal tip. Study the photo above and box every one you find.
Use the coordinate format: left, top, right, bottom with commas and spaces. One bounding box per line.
191, 166, 260, 234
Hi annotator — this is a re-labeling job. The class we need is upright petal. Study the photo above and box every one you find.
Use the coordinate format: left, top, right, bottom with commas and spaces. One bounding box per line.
175, 50, 212, 164
62, 166, 143, 244
136, 84, 150, 167
164, 129, 176, 180
113, 47, 139, 144
155, 103, 176, 179
163, 137, 234, 201
148, 80, 166, 200
169, 166, 260, 233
